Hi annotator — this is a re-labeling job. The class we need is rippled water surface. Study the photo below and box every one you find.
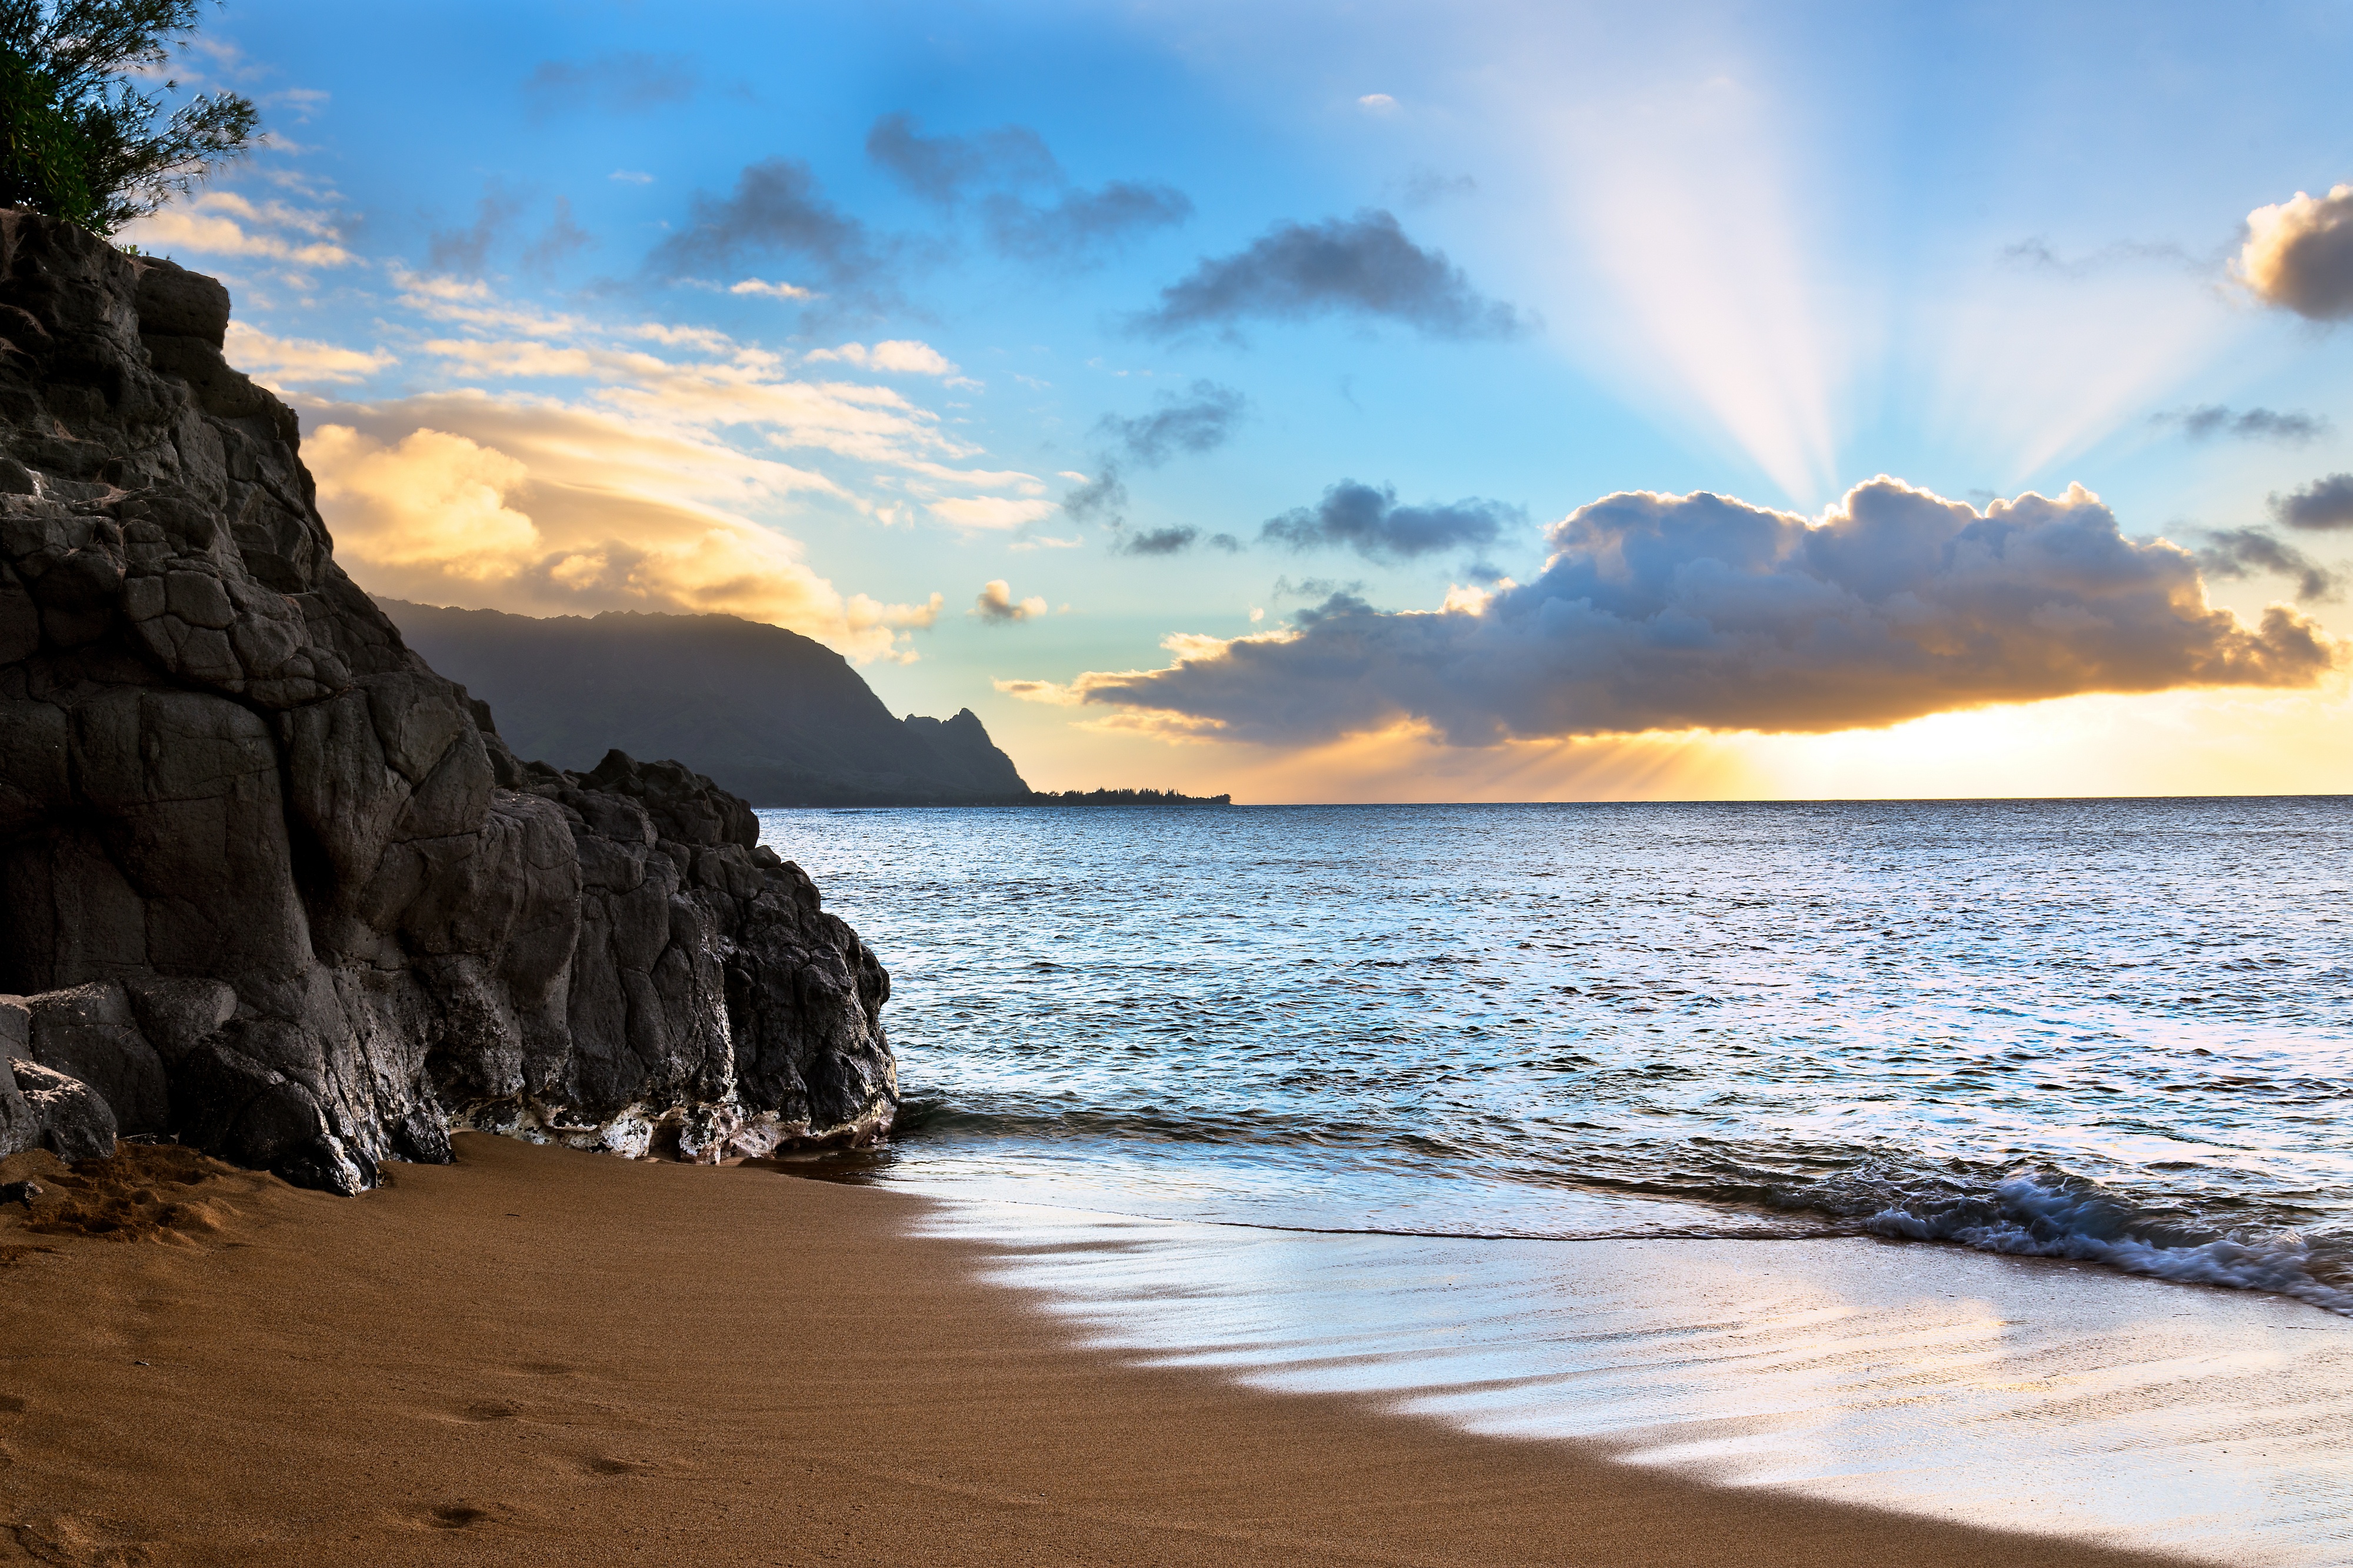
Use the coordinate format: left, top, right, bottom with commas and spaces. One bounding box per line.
758, 798, 2353, 1309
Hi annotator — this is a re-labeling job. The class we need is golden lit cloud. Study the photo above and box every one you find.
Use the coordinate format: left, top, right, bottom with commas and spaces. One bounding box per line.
121, 191, 354, 268
304, 399, 939, 661
2235, 183, 2353, 321
225, 322, 394, 386
971, 580, 1049, 623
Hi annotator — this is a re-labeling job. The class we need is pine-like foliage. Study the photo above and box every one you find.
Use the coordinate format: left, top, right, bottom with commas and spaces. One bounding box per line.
0, 1, 256, 235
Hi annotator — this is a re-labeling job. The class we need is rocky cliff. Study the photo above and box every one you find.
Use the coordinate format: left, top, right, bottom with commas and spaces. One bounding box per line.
0, 211, 896, 1190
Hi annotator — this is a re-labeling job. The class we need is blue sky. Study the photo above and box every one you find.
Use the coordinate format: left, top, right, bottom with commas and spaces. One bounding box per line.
133, 1, 2353, 798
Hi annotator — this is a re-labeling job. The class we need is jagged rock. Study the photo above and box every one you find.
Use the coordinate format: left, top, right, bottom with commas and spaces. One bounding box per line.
9, 1057, 117, 1162
0, 211, 896, 1190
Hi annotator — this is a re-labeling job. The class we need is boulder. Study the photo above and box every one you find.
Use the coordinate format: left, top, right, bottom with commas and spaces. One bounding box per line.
0, 211, 896, 1189
9, 1057, 118, 1162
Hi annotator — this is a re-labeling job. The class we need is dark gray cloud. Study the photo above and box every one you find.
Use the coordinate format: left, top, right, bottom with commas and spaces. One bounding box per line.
2197, 528, 2342, 602
521, 197, 593, 275
865, 113, 1059, 200
1132, 210, 1526, 341
646, 158, 883, 294
1271, 575, 1364, 602
868, 113, 1187, 265
1099, 381, 1247, 466
984, 182, 1192, 263
428, 191, 522, 276
2239, 185, 2353, 321
525, 53, 698, 117
1069, 481, 2337, 745
2157, 405, 2329, 443
2271, 473, 2353, 531
1260, 480, 1522, 562
2001, 237, 2194, 276
1395, 168, 1478, 206
1061, 467, 1128, 523
1115, 525, 1195, 556
1063, 384, 1249, 555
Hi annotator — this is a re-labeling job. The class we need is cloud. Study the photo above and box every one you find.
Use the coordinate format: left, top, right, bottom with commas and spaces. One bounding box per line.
2000, 237, 2194, 277
1061, 468, 1128, 523
2156, 404, 2329, 443
728, 278, 813, 300
646, 158, 884, 296
971, 579, 1048, 623
521, 197, 594, 275
1131, 209, 1525, 341
2196, 528, 2342, 602
806, 339, 960, 376
2271, 472, 2353, 531
429, 191, 523, 277
610, 169, 655, 185
382, 272, 988, 473
1259, 480, 1522, 561
982, 181, 1192, 265
1098, 380, 1247, 465
304, 401, 941, 662
524, 53, 698, 117
224, 322, 392, 388
118, 191, 354, 268
1396, 168, 1477, 206
864, 112, 1185, 265
1057, 383, 1249, 552
1059, 478, 2337, 745
2237, 184, 2353, 321
1357, 94, 1399, 115
928, 496, 1058, 530
865, 112, 1058, 201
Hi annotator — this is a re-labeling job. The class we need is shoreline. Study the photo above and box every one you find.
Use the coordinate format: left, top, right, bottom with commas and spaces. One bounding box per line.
1, 1135, 2206, 1567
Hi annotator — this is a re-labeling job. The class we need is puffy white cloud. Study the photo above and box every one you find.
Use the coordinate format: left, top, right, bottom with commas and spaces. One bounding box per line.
927, 495, 1059, 529
1061, 478, 2338, 744
971, 580, 1049, 623
1357, 93, 1399, 114
805, 339, 961, 376
2237, 183, 2353, 320
729, 278, 814, 299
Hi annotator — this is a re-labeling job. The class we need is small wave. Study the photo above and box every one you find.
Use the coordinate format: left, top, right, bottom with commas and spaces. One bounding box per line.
1848, 1169, 2353, 1314
889, 1102, 2353, 1313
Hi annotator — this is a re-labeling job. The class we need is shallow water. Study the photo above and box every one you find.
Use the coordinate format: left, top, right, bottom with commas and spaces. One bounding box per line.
758, 798, 2353, 1310
910, 1200, 2353, 1566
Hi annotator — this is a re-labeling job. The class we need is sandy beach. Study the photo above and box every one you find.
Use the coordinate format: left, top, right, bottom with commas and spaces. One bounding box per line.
0, 1134, 2207, 1568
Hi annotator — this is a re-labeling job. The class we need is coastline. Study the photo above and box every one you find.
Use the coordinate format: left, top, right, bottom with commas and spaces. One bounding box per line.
1, 1135, 2200, 1567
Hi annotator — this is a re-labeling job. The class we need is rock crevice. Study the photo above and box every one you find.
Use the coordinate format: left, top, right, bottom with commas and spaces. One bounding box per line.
0, 212, 895, 1189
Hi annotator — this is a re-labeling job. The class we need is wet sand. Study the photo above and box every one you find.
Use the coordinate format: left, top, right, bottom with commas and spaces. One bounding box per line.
0, 1134, 2199, 1567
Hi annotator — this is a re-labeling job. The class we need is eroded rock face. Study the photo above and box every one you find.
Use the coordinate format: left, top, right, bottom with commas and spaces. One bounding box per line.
0, 211, 896, 1189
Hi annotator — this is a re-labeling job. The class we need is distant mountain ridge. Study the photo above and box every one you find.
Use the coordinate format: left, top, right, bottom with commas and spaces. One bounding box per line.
378, 600, 1032, 806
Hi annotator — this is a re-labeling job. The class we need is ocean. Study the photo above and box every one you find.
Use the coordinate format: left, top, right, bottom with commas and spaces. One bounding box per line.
762, 797, 2352, 1307
756, 798, 2353, 1563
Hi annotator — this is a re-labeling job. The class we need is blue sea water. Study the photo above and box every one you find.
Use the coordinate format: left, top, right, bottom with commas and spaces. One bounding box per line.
757, 797, 2353, 1313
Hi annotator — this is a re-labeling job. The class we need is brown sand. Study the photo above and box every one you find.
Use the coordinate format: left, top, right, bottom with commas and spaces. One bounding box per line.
0, 1134, 2195, 1567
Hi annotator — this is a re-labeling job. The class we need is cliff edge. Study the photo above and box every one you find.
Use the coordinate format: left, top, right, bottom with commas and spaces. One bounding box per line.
0, 212, 896, 1190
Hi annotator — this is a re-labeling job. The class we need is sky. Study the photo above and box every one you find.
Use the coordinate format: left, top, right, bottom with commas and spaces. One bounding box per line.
125, 0, 2353, 800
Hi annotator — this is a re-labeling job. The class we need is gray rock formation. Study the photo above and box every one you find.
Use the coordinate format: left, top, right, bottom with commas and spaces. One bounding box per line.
0, 211, 896, 1190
